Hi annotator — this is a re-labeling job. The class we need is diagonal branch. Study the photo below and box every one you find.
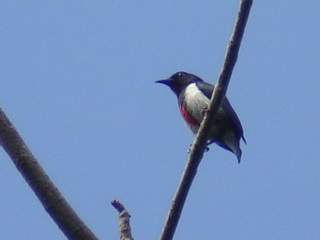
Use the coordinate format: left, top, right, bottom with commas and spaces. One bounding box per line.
0, 108, 99, 240
159, 1, 253, 240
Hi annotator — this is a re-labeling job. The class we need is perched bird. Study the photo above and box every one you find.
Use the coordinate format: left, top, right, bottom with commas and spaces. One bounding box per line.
156, 71, 246, 163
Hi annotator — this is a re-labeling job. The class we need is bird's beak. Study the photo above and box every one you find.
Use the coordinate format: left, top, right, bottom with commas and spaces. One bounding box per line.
155, 79, 171, 86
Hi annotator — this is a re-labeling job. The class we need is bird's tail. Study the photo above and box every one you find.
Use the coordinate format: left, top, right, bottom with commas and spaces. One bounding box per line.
215, 131, 242, 163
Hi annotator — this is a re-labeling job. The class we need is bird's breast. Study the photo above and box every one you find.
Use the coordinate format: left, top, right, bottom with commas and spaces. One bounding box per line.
183, 83, 210, 122
178, 83, 211, 134
179, 105, 199, 126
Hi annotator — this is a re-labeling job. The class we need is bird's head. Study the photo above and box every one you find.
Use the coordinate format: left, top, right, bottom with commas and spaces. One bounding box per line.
156, 71, 202, 95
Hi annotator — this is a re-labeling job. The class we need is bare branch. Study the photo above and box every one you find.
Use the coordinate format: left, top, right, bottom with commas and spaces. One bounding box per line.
111, 200, 134, 240
159, 1, 253, 240
0, 108, 99, 240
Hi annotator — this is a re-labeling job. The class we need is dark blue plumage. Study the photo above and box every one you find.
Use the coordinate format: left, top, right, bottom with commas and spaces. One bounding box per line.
156, 71, 246, 163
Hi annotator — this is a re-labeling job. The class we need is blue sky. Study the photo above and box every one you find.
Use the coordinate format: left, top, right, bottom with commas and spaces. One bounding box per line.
1, 1, 320, 239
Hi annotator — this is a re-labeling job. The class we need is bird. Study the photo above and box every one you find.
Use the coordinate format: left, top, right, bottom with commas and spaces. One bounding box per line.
156, 71, 246, 163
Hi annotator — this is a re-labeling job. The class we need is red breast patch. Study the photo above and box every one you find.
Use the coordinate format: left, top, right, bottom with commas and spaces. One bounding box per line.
179, 105, 200, 126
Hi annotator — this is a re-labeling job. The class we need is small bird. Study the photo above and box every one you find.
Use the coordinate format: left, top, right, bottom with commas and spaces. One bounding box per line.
156, 71, 246, 163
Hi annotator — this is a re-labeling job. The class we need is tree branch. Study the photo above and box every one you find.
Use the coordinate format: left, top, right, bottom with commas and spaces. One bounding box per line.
159, 1, 253, 240
0, 108, 99, 240
111, 200, 134, 240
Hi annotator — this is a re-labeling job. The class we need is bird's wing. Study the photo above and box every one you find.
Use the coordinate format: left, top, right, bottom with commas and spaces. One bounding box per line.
221, 97, 246, 142
195, 81, 214, 99
195, 81, 245, 142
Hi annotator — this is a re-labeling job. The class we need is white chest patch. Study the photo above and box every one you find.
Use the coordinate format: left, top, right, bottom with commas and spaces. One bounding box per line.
184, 83, 210, 123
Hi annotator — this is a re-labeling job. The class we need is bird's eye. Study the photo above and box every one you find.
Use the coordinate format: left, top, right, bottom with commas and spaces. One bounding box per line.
178, 72, 184, 77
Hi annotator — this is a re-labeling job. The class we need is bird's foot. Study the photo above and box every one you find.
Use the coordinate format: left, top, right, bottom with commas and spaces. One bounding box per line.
202, 106, 209, 116
187, 144, 192, 153
187, 144, 210, 153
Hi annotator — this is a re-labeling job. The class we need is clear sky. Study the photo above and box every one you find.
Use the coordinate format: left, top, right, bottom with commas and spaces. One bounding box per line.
1, 1, 320, 239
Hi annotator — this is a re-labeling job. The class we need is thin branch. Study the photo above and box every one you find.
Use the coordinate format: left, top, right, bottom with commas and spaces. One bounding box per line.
111, 200, 134, 240
159, 1, 253, 240
0, 108, 99, 240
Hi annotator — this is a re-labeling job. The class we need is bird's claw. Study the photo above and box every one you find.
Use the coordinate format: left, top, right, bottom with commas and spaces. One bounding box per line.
187, 144, 192, 153
187, 144, 210, 153
202, 106, 209, 116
